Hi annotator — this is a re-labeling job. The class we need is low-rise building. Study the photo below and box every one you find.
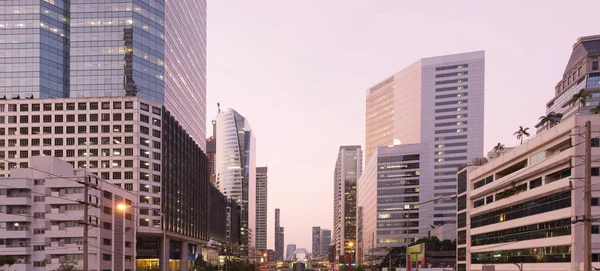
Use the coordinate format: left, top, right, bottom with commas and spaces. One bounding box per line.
0, 156, 136, 271
457, 114, 600, 271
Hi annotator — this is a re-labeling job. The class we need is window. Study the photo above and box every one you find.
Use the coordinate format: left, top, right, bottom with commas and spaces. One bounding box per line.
103, 254, 112, 261
125, 148, 134, 156
66, 126, 75, 134
101, 114, 110, 121
471, 245, 570, 264
125, 137, 134, 144
113, 125, 121, 133
125, 172, 134, 180
90, 126, 98, 133
152, 130, 161, 138
125, 125, 134, 133
593, 225, 600, 234
125, 113, 134, 120
78, 102, 87, 110
113, 102, 122, 109
78, 126, 87, 134
102, 102, 110, 109
141, 103, 149, 111
103, 239, 111, 246
90, 102, 98, 110
113, 172, 121, 180
593, 61, 598, 71
472, 218, 571, 246
152, 118, 161, 126
124, 183, 133, 191
153, 186, 161, 194
67, 114, 75, 122
153, 197, 161, 205
19, 115, 28, 123
102, 125, 110, 133
141, 127, 149, 135
530, 177, 542, 189
19, 104, 28, 112
90, 114, 98, 121
32, 104, 40, 111
153, 175, 161, 183
54, 115, 63, 122
78, 114, 87, 122
113, 113, 122, 121
67, 138, 75, 145
593, 138, 600, 147
594, 167, 600, 177
593, 197, 599, 206
125, 101, 134, 109
140, 184, 150, 192
140, 219, 149, 227
32, 115, 40, 123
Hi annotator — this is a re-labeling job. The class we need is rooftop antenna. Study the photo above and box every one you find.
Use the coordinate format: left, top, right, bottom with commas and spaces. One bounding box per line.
217, 102, 221, 113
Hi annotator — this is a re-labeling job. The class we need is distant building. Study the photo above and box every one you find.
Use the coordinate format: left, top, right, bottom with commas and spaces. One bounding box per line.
255, 167, 268, 250
320, 229, 332, 258
429, 224, 457, 241
457, 114, 599, 271
333, 146, 362, 264
286, 244, 297, 261
0, 156, 136, 270
275, 209, 285, 261
539, 35, 600, 132
312, 227, 321, 255
207, 120, 217, 184
216, 108, 257, 256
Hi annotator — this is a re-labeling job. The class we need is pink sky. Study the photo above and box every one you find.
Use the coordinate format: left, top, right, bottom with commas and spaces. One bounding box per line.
206, 0, 600, 252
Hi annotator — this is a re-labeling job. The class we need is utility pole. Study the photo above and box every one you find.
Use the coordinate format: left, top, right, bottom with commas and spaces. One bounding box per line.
585, 120, 592, 271
405, 205, 410, 270
78, 175, 98, 271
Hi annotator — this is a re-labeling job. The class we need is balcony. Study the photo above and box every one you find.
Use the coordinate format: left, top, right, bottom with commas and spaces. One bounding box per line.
0, 228, 31, 239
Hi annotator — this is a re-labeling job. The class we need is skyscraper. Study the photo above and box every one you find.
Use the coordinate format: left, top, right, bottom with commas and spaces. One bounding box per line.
0, 1, 207, 150
333, 146, 362, 264
312, 227, 321, 255
207, 120, 217, 184
216, 108, 257, 256
286, 244, 297, 261
275, 208, 285, 261
358, 51, 485, 257
255, 167, 268, 250
537, 35, 600, 131
320, 229, 332, 258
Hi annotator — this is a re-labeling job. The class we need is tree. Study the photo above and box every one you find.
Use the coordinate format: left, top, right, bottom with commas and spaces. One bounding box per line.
538, 111, 558, 129
591, 104, 600, 114
513, 126, 530, 144
570, 88, 591, 112
0, 255, 15, 267
378, 247, 407, 270
493, 143, 505, 153
57, 259, 80, 271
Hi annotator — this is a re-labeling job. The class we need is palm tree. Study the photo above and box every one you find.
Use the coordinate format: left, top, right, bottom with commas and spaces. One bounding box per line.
513, 126, 530, 144
591, 104, 600, 114
493, 143, 505, 153
570, 88, 591, 112
539, 111, 558, 129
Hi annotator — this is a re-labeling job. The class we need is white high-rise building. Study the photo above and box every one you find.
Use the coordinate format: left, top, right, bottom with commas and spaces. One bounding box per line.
216, 108, 257, 256
0, 156, 136, 271
358, 51, 485, 258
333, 146, 362, 264
255, 167, 268, 250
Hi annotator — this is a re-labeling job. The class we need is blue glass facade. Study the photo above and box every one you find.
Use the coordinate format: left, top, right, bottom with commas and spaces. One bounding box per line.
0, 0, 69, 98
70, 0, 165, 104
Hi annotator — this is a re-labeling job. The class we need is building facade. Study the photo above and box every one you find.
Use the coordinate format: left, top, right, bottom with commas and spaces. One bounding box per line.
255, 167, 268, 250
333, 146, 362, 264
358, 51, 485, 260
207, 120, 217, 185
320, 229, 332, 259
286, 244, 297, 261
312, 227, 321, 255
0, 96, 212, 270
0, 156, 136, 271
0, 0, 207, 149
457, 114, 600, 271
538, 35, 600, 132
275, 208, 284, 261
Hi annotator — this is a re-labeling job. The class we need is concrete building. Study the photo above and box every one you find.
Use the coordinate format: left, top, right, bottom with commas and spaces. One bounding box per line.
216, 108, 257, 256
539, 35, 600, 132
0, 156, 136, 271
207, 120, 217, 185
456, 114, 600, 271
320, 229, 331, 258
333, 146, 362, 264
256, 167, 268, 250
0, 96, 213, 270
286, 244, 297, 261
275, 209, 284, 261
0, 0, 207, 150
429, 224, 457, 241
312, 227, 321, 255
358, 52, 485, 259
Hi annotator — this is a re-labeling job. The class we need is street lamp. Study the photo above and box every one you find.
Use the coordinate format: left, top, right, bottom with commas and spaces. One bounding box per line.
116, 202, 168, 271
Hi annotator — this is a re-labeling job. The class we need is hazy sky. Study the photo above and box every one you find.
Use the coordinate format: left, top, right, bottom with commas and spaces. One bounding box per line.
206, 1, 600, 251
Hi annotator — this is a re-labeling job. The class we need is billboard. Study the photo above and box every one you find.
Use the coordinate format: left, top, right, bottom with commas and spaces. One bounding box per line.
407, 243, 425, 265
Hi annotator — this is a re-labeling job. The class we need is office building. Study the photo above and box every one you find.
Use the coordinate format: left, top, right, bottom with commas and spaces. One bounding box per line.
312, 227, 321, 255
0, 156, 136, 271
540, 35, 600, 126
0, 97, 212, 270
256, 167, 268, 250
287, 244, 297, 261
456, 114, 600, 271
209, 185, 241, 254
216, 108, 257, 256
358, 52, 485, 259
0, 0, 207, 150
320, 229, 331, 258
275, 208, 285, 261
333, 146, 362, 264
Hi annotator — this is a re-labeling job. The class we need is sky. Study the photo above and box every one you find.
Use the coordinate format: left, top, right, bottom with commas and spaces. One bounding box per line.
205, 0, 600, 251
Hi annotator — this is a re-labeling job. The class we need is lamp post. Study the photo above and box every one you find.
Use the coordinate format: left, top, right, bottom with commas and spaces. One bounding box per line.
117, 203, 167, 271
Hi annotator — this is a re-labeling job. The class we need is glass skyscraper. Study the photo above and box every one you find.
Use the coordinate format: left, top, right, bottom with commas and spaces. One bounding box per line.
0, 0, 207, 149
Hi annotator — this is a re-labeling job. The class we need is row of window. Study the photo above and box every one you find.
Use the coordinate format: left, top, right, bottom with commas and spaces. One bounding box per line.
0, 148, 160, 161
0, 112, 140, 123
471, 245, 570, 264
0, 136, 160, 148
0, 125, 161, 137
470, 191, 571, 228
435, 113, 467, 120
0, 101, 135, 112
471, 218, 571, 246
435, 85, 468, 93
